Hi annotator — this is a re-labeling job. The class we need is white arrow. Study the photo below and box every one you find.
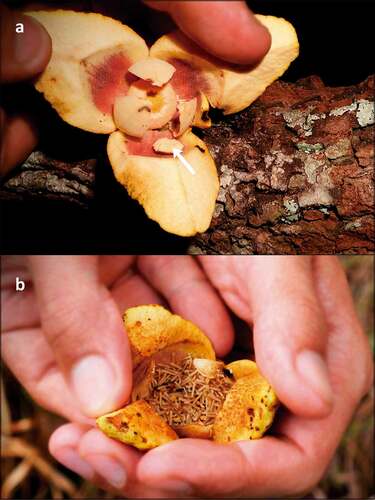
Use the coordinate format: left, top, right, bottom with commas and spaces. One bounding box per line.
173, 148, 196, 175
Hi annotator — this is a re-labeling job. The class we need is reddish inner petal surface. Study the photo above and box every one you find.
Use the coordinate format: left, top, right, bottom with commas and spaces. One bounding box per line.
168, 58, 208, 100
88, 53, 134, 114
126, 130, 173, 157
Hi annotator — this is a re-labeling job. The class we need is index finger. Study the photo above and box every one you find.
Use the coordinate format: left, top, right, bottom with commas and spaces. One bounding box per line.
137, 255, 234, 357
145, 0, 271, 65
29, 256, 133, 418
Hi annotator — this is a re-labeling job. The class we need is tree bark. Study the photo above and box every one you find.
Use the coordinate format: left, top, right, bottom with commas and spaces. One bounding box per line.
1, 76, 373, 253
0, 152, 96, 208
190, 75, 374, 254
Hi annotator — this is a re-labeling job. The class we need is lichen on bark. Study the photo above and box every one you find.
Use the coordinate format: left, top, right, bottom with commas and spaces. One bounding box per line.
0, 151, 96, 207
190, 75, 374, 254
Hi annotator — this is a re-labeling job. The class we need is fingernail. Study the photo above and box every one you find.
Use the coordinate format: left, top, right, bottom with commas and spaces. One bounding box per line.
14, 14, 50, 66
71, 355, 116, 416
159, 479, 194, 495
296, 350, 333, 406
86, 454, 127, 490
57, 447, 94, 480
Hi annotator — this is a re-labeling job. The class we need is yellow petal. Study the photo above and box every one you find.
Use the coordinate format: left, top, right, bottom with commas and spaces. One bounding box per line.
96, 400, 177, 450
107, 129, 219, 237
225, 359, 259, 379
219, 15, 299, 114
213, 369, 278, 443
151, 16, 299, 116
123, 304, 215, 367
28, 10, 148, 133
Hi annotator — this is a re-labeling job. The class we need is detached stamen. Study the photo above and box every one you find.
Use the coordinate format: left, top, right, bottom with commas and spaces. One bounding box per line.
138, 354, 233, 427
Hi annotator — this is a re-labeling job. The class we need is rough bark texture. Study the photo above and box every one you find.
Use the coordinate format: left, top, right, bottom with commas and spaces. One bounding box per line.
0, 152, 96, 207
1, 76, 373, 253
190, 75, 374, 254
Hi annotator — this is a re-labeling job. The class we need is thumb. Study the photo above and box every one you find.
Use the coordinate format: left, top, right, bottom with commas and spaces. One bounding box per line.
246, 257, 334, 418
29, 256, 132, 418
145, 0, 271, 65
0, 5, 51, 83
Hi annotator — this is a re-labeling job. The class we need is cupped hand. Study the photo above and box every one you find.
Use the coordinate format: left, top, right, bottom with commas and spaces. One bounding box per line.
1, 255, 233, 497
0, 0, 270, 175
45, 257, 373, 497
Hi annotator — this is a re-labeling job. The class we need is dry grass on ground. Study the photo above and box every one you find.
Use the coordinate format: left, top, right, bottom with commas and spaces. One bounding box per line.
1, 256, 374, 499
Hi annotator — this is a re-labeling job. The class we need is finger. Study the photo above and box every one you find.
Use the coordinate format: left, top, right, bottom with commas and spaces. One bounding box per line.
98, 255, 163, 311
244, 258, 372, 497
1, 258, 90, 423
51, 425, 178, 498
98, 256, 136, 286
79, 429, 137, 493
79, 429, 177, 497
2, 327, 92, 423
0, 110, 38, 175
49, 424, 100, 484
199, 255, 254, 322
137, 256, 234, 357
145, 0, 271, 65
201, 256, 333, 417
110, 268, 164, 313
50, 425, 128, 493
0, 5, 51, 83
137, 437, 309, 498
313, 257, 373, 401
29, 256, 133, 418
247, 257, 334, 417
266, 257, 374, 492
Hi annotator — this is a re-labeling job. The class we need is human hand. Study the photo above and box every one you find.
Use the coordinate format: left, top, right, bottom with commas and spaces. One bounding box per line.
1, 255, 233, 497
144, 0, 271, 65
45, 256, 372, 497
0, 4, 51, 175
0, 0, 270, 175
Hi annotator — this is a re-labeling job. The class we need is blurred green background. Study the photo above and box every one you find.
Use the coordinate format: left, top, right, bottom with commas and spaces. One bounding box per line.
1, 256, 374, 499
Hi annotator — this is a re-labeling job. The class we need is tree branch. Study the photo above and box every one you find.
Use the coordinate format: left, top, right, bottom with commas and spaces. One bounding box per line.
190, 75, 374, 254
1, 76, 373, 253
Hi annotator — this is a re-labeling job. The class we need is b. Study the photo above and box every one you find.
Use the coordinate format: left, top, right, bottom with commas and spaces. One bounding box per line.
16, 277, 25, 291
